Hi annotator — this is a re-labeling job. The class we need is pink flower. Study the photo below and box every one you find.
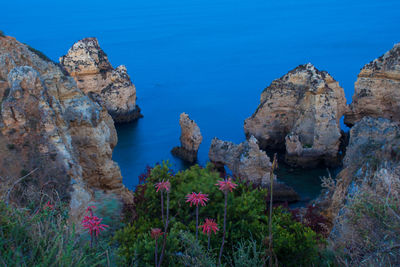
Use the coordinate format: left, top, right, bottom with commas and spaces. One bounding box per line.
215, 178, 238, 192
81, 206, 109, 237
155, 180, 171, 192
151, 228, 164, 240
82, 216, 109, 236
185, 192, 209, 207
199, 219, 219, 235
43, 201, 54, 210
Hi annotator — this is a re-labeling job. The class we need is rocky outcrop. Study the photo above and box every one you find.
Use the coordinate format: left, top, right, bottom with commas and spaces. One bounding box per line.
314, 117, 400, 264
60, 38, 141, 123
345, 43, 400, 126
319, 117, 400, 222
171, 113, 202, 163
208, 136, 299, 202
0, 35, 132, 222
244, 63, 346, 167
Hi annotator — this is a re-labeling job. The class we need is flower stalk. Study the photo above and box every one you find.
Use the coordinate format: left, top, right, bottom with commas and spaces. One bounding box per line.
154, 180, 171, 267
267, 153, 278, 267
185, 192, 209, 241
215, 177, 237, 265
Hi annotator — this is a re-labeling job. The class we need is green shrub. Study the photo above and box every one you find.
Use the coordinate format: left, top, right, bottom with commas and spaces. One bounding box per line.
0, 30, 4, 37
272, 207, 319, 266
115, 162, 322, 266
178, 231, 217, 266
25, 44, 52, 62
229, 238, 266, 267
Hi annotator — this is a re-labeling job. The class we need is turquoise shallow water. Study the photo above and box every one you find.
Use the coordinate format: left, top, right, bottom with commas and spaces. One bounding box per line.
1, 0, 399, 201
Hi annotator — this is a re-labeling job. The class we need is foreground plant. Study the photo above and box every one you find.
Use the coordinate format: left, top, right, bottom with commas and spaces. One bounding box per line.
215, 177, 237, 265
81, 206, 109, 248
186, 192, 209, 240
155, 179, 171, 267
0, 201, 110, 266
151, 228, 164, 267
199, 218, 219, 250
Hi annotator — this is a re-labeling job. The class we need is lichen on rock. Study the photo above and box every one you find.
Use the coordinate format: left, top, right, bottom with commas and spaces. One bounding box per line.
244, 63, 346, 168
171, 112, 202, 163
60, 37, 141, 123
345, 43, 400, 126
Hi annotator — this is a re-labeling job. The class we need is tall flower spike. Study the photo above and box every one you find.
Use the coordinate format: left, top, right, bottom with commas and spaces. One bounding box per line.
199, 219, 219, 235
155, 180, 171, 192
215, 178, 238, 192
185, 192, 209, 207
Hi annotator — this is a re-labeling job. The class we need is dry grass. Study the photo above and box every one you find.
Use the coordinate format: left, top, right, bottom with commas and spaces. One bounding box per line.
329, 162, 400, 266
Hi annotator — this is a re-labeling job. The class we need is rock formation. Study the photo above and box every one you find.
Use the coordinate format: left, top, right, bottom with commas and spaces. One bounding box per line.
171, 113, 202, 163
244, 63, 346, 167
60, 38, 141, 123
208, 136, 299, 202
345, 43, 400, 126
0, 35, 132, 222
312, 117, 400, 265
319, 117, 400, 222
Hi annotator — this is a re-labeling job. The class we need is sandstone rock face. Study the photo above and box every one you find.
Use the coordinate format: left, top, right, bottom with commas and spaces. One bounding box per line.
209, 136, 273, 184
315, 117, 400, 265
345, 43, 400, 126
60, 38, 141, 123
244, 63, 346, 167
171, 113, 202, 163
318, 117, 400, 223
0, 36, 132, 222
208, 136, 299, 202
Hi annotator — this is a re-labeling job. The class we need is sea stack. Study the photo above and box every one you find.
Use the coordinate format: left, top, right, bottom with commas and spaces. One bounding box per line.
171, 113, 203, 163
244, 63, 346, 168
345, 42, 400, 126
60, 37, 141, 123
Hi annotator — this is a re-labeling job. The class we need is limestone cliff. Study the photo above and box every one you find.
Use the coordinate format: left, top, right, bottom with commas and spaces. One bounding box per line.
244, 63, 346, 167
208, 136, 299, 202
319, 117, 400, 222
60, 38, 141, 123
315, 117, 400, 263
0, 35, 132, 221
171, 113, 202, 163
345, 43, 400, 126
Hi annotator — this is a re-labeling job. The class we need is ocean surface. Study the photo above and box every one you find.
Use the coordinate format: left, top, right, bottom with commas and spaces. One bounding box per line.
2, 0, 399, 201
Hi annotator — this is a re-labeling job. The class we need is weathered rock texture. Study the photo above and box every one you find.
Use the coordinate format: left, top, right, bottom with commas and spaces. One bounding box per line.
310, 117, 400, 266
345, 43, 400, 126
208, 136, 299, 202
60, 38, 141, 123
244, 63, 346, 168
171, 113, 202, 163
0, 35, 132, 222
319, 117, 400, 222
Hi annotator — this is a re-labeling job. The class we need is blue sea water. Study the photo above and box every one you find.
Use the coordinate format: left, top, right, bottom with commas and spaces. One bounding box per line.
2, 0, 399, 200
